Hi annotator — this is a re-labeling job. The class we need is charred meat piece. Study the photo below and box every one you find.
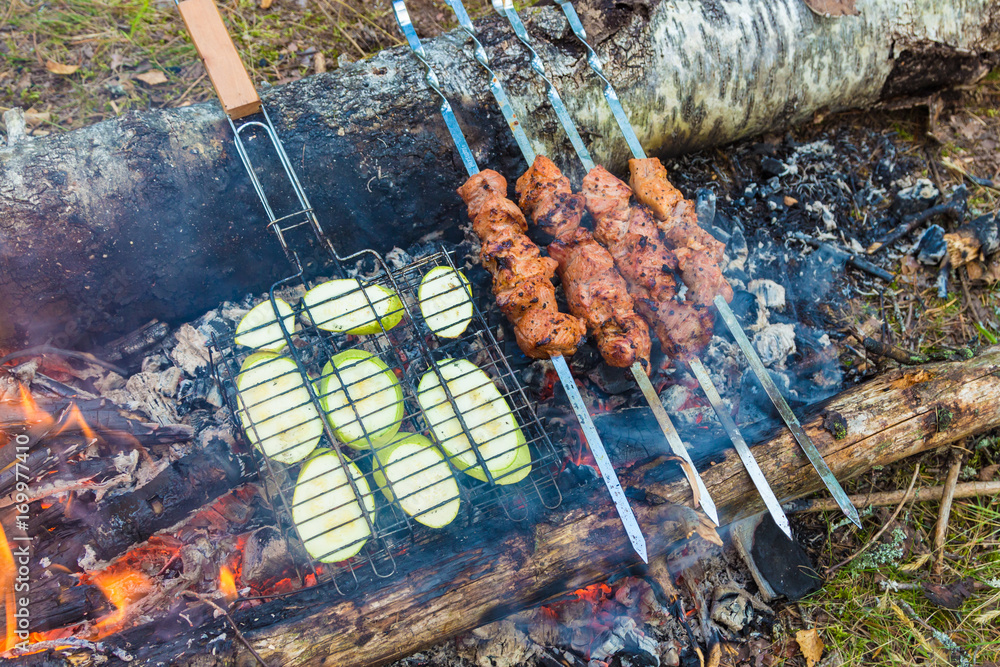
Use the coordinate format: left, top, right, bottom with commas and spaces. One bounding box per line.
515, 156, 587, 244
629, 158, 726, 265
582, 166, 714, 360
458, 170, 586, 359
549, 228, 652, 370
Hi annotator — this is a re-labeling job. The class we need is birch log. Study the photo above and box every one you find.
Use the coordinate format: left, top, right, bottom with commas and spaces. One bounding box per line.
13, 345, 996, 667
0, 0, 997, 348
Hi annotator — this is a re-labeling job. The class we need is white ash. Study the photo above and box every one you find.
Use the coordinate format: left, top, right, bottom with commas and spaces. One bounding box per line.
659, 384, 692, 413
384, 247, 413, 270
805, 200, 837, 231
895, 177, 939, 203
752, 323, 797, 368
747, 279, 786, 311
170, 324, 211, 376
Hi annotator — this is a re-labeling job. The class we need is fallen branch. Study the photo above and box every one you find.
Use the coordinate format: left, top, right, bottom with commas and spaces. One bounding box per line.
933, 453, 964, 575
783, 480, 1000, 513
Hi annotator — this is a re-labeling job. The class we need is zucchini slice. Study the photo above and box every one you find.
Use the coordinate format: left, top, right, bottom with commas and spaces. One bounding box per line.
418, 267, 473, 339
318, 350, 404, 449
462, 439, 532, 485
417, 359, 524, 479
236, 352, 323, 464
234, 298, 295, 351
303, 279, 403, 335
372, 432, 460, 528
292, 452, 375, 563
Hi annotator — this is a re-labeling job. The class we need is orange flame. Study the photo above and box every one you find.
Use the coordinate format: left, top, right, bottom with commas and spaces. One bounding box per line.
91, 570, 152, 635
16, 385, 52, 427
219, 566, 237, 601
0, 524, 17, 652
54, 403, 97, 442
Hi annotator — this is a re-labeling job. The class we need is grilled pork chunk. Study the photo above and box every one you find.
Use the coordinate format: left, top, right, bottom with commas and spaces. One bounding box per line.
515, 156, 587, 244
458, 170, 586, 359
628, 157, 727, 265
516, 156, 651, 371
582, 166, 714, 360
549, 229, 652, 371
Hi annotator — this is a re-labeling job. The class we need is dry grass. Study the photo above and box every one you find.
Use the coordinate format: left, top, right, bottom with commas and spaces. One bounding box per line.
0, 0, 495, 136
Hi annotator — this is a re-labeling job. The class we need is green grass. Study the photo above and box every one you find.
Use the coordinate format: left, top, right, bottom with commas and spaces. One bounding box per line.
793, 452, 1000, 666
0, 0, 478, 134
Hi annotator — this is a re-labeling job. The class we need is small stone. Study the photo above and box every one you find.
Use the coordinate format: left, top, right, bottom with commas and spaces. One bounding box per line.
712, 593, 752, 632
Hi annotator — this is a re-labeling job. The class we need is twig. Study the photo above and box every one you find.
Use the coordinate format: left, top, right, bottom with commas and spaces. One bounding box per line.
862, 337, 929, 365
939, 158, 1000, 192
0, 345, 127, 376
784, 479, 1000, 513
791, 232, 895, 281
184, 591, 270, 667
827, 464, 921, 576
866, 200, 965, 255
933, 453, 963, 575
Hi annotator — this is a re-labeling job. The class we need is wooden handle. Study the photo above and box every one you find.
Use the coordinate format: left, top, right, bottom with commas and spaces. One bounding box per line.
178, 0, 261, 119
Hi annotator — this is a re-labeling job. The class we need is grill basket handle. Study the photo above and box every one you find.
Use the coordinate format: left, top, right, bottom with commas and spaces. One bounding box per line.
177, 0, 261, 119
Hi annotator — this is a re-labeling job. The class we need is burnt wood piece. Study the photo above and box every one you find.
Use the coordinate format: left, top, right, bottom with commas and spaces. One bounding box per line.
1, 0, 998, 349
38, 346, 998, 667
24, 434, 244, 572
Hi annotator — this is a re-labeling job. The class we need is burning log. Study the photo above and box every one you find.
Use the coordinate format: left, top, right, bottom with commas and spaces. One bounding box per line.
43, 346, 998, 667
1, 0, 998, 348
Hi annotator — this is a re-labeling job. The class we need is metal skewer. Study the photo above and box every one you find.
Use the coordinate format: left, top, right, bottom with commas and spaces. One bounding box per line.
392, 0, 647, 564
450, 0, 717, 526
555, 3, 859, 528
498, 0, 791, 534
714, 296, 862, 528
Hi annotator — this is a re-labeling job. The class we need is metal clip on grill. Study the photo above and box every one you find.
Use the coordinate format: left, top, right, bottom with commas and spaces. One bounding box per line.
176, 0, 565, 595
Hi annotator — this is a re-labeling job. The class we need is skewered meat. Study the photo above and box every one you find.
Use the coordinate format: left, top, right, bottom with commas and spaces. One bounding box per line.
582, 166, 713, 360
548, 229, 651, 370
515, 156, 651, 370
515, 156, 587, 244
628, 157, 727, 265
457, 170, 586, 359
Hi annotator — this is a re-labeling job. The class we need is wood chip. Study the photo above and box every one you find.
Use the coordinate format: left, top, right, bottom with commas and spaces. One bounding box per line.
45, 59, 79, 75
260, 0, 273, 8
134, 70, 168, 86
802, 0, 859, 16
314, 51, 326, 74
794, 628, 824, 667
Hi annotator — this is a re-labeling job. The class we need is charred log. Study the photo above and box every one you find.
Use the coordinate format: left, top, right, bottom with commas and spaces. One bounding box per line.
28, 345, 997, 667
1, 0, 999, 348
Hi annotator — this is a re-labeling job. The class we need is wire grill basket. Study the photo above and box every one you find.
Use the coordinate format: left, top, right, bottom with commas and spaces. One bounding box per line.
212, 248, 564, 593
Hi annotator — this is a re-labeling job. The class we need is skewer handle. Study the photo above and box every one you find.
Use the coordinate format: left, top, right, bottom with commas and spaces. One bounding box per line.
177, 0, 261, 119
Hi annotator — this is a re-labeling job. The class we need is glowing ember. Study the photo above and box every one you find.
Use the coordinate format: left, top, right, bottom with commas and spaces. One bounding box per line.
0, 524, 18, 652
91, 570, 152, 635
219, 566, 238, 601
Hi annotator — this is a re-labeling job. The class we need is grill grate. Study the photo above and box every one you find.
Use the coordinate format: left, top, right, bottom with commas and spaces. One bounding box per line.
212, 248, 563, 593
